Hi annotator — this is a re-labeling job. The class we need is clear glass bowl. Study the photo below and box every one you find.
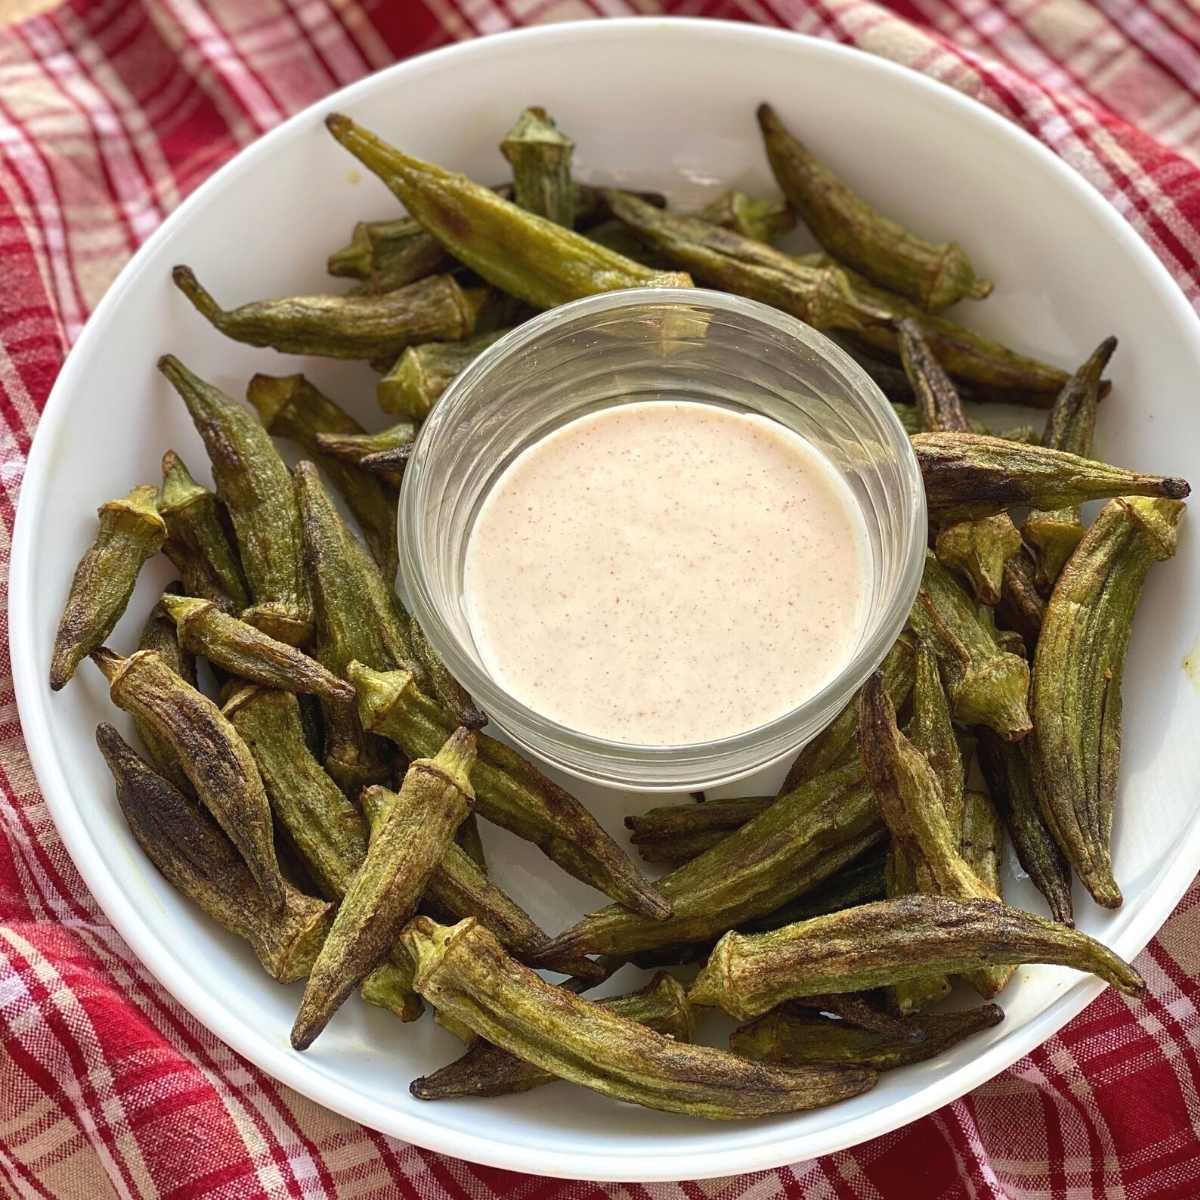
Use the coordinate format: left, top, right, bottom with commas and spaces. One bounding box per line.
398, 288, 926, 790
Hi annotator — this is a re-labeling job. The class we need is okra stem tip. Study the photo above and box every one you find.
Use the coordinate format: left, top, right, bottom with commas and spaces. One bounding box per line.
325, 111, 351, 138
170, 266, 220, 323
89, 646, 124, 684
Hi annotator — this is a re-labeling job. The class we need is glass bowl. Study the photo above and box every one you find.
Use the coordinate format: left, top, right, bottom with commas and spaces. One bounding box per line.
398, 287, 926, 790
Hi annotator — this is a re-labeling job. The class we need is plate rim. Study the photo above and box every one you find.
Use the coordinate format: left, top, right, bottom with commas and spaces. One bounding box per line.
11, 16, 1200, 1181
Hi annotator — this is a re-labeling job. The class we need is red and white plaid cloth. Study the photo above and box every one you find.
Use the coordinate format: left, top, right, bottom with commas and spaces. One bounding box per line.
2, 1, 1200, 1196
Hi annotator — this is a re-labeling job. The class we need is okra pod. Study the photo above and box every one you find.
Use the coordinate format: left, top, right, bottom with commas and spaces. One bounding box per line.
246, 373, 398, 580
996, 550, 1046, 652
757, 104, 991, 312
172, 265, 473, 360
412, 973, 693, 1100
501, 106, 575, 227
159, 355, 311, 646
50, 484, 166, 689
359, 784, 600, 980
324, 114, 691, 310
98, 724, 330, 982
314, 421, 416, 490
977, 730, 1072, 925
223, 685, 368, 900
131, 584, 198, 794
350, 661, 669, 918
1024, 337, 1118, 588
537, 761, 883, 961
92, 648, 286, 912
1031, 496, 1185, 908
402, 916, 877, 1119
936, 514, 1024, 607
606, 190, 891, 335
328, 217, 450, 292
161, 594, 353, 705
912, 432, 1189, 521
377, 328, 512, 419
699, 189, 795, 243
689, 895, 1145, 1021
730, 1003, 1004, 1070
159, 451, 250, 616
779, 634, 915, 795
292, 729, 477, 1049
908, 551, 1032, 740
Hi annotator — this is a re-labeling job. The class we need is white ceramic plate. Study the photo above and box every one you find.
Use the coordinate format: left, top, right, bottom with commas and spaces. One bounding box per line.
12, 18, 1200, 1183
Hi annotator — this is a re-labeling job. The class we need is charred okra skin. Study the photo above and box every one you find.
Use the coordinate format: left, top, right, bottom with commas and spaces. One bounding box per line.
757, 103, 992, 312
159, 355, 312, 646
400, 916, 877, 1119
1030, 495, 1185, 909
688, 895, 1146, 1021
50, 485, 166, 690
97, 724, 331, 982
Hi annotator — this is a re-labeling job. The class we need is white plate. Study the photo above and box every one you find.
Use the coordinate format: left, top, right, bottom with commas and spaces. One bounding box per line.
11, 18, 1200, 1183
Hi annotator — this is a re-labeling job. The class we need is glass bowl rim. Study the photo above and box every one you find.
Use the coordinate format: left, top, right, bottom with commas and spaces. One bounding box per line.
397, 286, 927, 789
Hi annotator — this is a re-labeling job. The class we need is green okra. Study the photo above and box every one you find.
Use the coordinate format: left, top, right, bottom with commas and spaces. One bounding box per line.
162, 594, 354, 706
912, 432, 1189, 521
996, 550, 1046, 652
97, 724, 331, 982
741, 847, 888, 931
698, 189, 795, 243
172, 265, 474, 360
377, 328, 512, 419
501, 106, 575, 227
402, 916, 877, 1119
898, 316, 1023, 604
92, 648, 286, 913
785, 990, 916, 1037
159, 451, 251, 616
898, 316, 970, 433
908, 551, 1032, 740
407, 617, 487, 731
360, 958, 425, 1022
606, 189, 891, 335
625, 796, 772, 848
292, 461, 406, 793
883, 847, 950, 1012
1031, 496, 1186, 908
328, 217, 451, 292
779, 634, 916, 796
314, 420, 416, 490
324, 114, 691, 310
359, 784, 600, 980
862, 662, 1013, 999
159, 355, 311, 646
246, 373, 399, 580
584, 219, 675, 269
131, 584, 198, 795
861, 677, 1001, 930
223, 685, 368, 900
958, 787, 1014, 997
412, 973, 694, 1100
730, 1003, 1004, 1071
537, 760, 883, 961
688, 895, 1146, 1021
630, 831, 734, 866
757, 103, 991, 312
936, 514, 1024, 608
292, 729, 478, 1050
50, 484, 166, 690
802, 254, 1069, 396
456, 813, 487, 873
1024, 337, 1118, 589
349, 661, 670, 920
977, 730, 1072, 925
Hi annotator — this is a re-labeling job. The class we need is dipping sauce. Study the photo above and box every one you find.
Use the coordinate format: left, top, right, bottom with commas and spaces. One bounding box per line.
464, 400, 870, 745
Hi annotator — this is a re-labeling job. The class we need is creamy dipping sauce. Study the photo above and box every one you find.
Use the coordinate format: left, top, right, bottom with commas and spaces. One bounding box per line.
464, 400, 870, 745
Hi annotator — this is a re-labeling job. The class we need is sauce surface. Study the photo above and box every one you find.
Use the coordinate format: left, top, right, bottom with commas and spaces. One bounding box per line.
464, 400, 869, 745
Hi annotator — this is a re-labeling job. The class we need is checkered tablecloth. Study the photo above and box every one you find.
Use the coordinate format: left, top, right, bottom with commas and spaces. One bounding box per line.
3, 2, 1200, 1196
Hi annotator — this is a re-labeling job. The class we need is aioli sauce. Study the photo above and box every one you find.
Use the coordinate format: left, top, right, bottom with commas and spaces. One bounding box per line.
464, 400, 870, 745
